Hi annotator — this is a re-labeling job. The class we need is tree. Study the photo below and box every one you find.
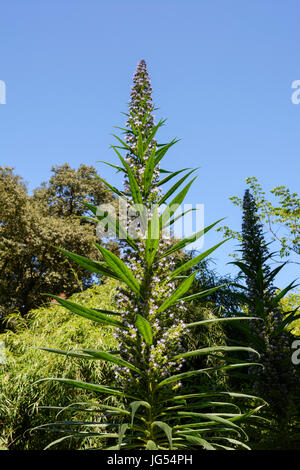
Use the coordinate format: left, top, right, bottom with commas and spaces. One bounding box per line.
33, 163, 111, 218
0, 165, 112, 322
232, 189, 300, 448
218, 177, 300, 263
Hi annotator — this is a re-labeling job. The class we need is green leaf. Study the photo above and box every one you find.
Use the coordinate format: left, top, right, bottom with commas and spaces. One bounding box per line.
173, 345, 260, 360
36, 347, 101, 361
135, 314, 153, 346
151, 421, 173, 449
157, 363, 263, 388
35, 378, 138, 400
82, 201, 138, 250
163, 207, 198, 230
159, 177, 198, 228
111, 133, 132, 152
185, 316, 262, 329
95, 174, 126, 198
97, 160, 125, 173
160, 219, 225, 258
145, 205, 160, 265
169, 391, 266, 404
157, 168, 191, 187
39, 347, 141, 374
271, 281, 298, 307
159, 169, 198, 206
229, 261, 254, 278
112, 146, 144, 207
170, 240, 228, 278
155, 139, 179, 166
144, 146, 157, 194
55, 247, 121, 280
118, 424, 129, 449
179, 284, 226, 304
129, 401, 150, 425
145, 440, 158, 450
95, 244, 141, 296
157, 272, 197, 314
180, 434, 215, 449
80, 349, 141, 373
43, 295, 124, 328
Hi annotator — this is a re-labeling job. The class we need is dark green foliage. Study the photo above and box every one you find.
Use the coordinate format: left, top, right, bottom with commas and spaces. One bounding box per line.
231, 189, 300, 449
0, 165, 113, 322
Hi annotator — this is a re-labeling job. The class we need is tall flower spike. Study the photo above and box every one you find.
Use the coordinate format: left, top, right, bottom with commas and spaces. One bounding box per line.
124, 60, 161, 205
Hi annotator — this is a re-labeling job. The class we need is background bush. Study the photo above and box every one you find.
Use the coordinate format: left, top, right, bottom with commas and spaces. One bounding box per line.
0, 279, 119, 450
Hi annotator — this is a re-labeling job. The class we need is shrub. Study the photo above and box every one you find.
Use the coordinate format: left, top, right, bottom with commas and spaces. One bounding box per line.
0, 280, 119, 450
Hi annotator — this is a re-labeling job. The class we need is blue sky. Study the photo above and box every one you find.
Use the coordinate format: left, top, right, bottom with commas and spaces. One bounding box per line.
0, 0, 299, 286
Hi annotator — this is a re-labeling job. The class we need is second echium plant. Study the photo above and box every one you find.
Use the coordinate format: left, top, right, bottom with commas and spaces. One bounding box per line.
38, 60, 265, 450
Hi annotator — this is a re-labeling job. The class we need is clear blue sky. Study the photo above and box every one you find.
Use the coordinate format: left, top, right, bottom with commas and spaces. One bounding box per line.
0, 0, 299, 286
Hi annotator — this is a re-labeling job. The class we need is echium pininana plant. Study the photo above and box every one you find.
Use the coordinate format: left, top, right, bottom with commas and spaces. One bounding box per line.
234, 189, 300, 434
37, 61, 266, 450
124, 59, 161, 204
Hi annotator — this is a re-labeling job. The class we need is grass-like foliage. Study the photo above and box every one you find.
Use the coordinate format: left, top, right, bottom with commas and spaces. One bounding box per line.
0, 282, 119, 450
38, 60, 265, 450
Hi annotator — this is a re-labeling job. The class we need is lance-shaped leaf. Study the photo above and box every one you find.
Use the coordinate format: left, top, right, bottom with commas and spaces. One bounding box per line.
271, 281, 298, 307
154, 138, 179, 166
37, 347, 140, 373
151, 421, 173, 449
180, 434, 215, 449
112, 146, 143, 207
168, 390, 266, 404
97, 160, 125, 173
157, 363, 263, 388
163, 207, 197, 229
37, 347, 101, 360
266, 262, 288, 284
95, 173, 126, 198
157, 168, 191, 187
129, 401, 151, 425
159, 169, 198, 206
209, 437, 251, 450
118, 424, 129, 450
35, 377, 138, 400
185, 315, 262, 329
111, 133, 133, 152
93, 308, 123, 316
170, 240, 228, 279
135, 314, 153, 346
144, 119, 165, 151
157, 272, 197, 314
160, 219, 224, 258
178, 284, 226, 304
82, 201, 137, 250
273, 308, 300, 336
159, 176, 198, 229
43, 294, 124, 328
96, 244, 142, 297
82, 349, 141, 373
143, 145, 156, 194
229, 261, 253, 278
145, 205, 160, 265
55, 247, 121, 280
173, 345, 260, 361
